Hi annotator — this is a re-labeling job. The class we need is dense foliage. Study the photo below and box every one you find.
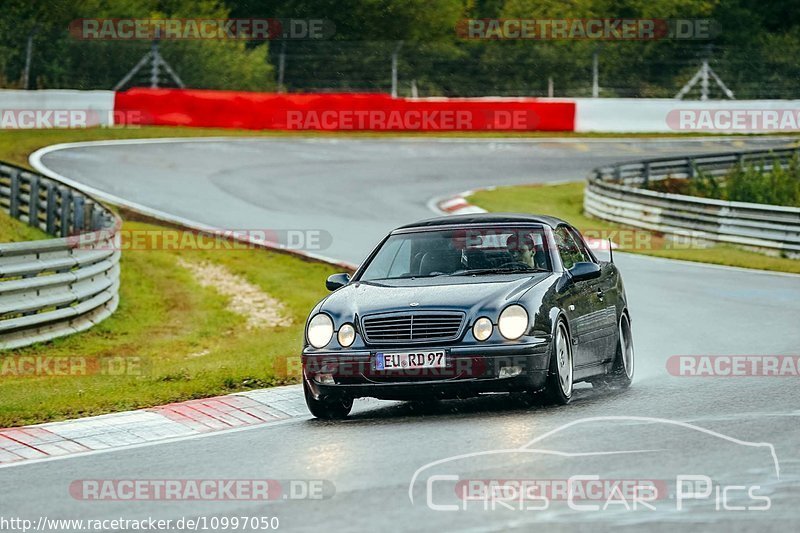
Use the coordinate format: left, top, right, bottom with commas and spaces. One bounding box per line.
0, 0, 274, 90
0, 0, 798, 96
648, 155, 800, 207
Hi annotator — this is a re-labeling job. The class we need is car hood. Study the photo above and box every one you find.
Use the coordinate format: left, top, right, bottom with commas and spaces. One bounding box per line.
319, 273, 551, 319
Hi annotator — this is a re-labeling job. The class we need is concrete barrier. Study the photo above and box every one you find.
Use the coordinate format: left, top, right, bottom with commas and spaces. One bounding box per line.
574, 98, 800, 133
0, 90, 116, 128
1, 89, 799, 133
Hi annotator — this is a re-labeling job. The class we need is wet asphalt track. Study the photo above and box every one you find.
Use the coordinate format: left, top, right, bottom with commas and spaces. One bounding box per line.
5, 137, 800, 532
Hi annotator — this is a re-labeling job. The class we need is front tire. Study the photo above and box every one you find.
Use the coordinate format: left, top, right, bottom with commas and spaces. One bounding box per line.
540, 319, 573, 405
304, 380, 353, 419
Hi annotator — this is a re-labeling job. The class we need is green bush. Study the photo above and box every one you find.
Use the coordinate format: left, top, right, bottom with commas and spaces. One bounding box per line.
724, 154, 800, 206
687, 166, 722, 200
648, 153, 800, 208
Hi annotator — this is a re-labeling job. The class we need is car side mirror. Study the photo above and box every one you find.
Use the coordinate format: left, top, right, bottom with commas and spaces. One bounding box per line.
326, 273, 351, 291
568, 262, 601, 283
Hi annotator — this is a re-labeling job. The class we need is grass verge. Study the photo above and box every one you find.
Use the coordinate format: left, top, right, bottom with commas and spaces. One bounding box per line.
469, 181, 800, 274
0, 212, 49, 243
0, 220, 339, 427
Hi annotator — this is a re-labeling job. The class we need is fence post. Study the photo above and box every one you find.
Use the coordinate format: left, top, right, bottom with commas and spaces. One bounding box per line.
45, 182, 56, 234
84, 200, 95, 231
91, 206, 101, 230
60, 187, 72, 237
28, 175, 40, 228
9, 170, 20, 218
73, 196, 85, 231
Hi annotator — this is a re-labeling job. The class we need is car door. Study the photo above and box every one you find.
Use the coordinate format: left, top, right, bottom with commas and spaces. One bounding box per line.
554, 226, 603, 368
568, 227, 619, 362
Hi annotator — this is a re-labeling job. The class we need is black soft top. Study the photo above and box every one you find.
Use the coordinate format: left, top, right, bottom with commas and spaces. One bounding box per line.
395, 212, 568, 231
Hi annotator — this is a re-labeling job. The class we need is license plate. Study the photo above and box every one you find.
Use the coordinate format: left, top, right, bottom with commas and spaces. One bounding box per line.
375, 351, 446, 370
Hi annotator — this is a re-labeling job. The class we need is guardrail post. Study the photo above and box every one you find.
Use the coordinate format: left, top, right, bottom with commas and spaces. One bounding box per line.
613, 165, 621, 182
643, 162, 650, 186
45, 182, 56, 234
9, 170, 19, 218
59, 187, 71, 237
687, 158, 695, 179
28, 175, 40, 228
84, 200, 95, 231
90, 206, 101, 230
73, 196, 85, 232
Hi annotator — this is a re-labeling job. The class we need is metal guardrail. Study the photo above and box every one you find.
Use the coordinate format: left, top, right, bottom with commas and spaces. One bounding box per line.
0, 162, 120, 349
585, 147, 800, 258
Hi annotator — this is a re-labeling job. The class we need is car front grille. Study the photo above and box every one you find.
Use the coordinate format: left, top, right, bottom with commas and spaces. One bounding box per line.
362, 312, 465, 344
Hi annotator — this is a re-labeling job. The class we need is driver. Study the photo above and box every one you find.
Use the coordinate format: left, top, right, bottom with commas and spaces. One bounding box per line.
505, 232, 536, 268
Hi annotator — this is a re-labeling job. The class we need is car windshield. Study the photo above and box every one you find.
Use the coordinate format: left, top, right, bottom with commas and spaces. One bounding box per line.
359, 225, 551, 281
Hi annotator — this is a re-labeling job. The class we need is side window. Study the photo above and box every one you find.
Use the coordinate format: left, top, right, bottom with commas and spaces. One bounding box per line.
554, 226, 590, 270
567, 227, 596, 265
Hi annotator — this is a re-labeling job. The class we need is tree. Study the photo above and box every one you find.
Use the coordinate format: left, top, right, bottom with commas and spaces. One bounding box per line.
0, 0, 274, 90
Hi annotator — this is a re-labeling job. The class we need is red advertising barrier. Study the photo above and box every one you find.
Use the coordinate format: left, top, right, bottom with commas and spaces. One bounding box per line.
115, 89, 575, 131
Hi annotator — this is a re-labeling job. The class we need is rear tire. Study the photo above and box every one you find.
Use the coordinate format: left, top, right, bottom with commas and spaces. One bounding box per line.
540, 320, 573, 405
607, 313, 634, 388
304, 380, 353, 419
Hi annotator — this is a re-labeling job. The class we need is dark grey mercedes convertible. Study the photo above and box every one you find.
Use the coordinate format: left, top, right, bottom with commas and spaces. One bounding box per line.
302, 213, 634, 419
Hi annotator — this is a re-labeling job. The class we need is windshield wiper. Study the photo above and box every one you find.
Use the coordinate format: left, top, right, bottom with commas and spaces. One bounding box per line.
450, 267, 546, 276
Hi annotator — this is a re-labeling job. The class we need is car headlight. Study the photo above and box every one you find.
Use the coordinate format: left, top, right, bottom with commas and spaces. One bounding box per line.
338, 323, 356, 347
472, 317, 493, 341
498, 305, 528, 340
307, 313, 334, 348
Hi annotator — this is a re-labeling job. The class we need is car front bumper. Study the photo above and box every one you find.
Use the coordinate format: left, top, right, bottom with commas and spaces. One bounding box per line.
302, 338, 551, 401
